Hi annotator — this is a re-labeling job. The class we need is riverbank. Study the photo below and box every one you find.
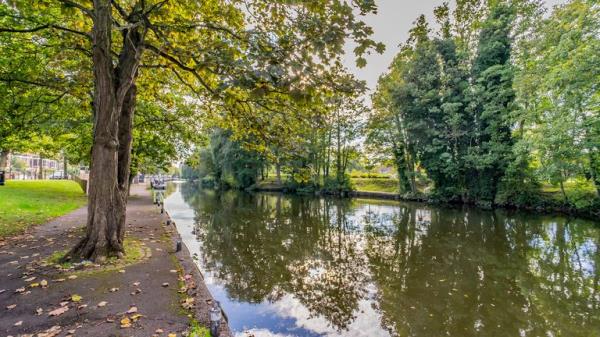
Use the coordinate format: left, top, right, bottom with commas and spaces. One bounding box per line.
250, 180, 600, 220
0, 184, 223, 337
0, 180, 87, 238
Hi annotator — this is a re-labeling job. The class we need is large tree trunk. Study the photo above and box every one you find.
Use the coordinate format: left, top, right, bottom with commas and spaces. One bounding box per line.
66, 0, 143, 262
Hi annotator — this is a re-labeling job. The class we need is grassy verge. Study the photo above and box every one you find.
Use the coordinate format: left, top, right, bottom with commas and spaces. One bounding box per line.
351, 177, 399, 193
0, 180, 87, 238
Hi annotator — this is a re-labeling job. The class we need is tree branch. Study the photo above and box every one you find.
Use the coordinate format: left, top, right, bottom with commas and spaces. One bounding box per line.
144, 43, 216, 95
57, 0, 94, 18
0, 24, 91, 39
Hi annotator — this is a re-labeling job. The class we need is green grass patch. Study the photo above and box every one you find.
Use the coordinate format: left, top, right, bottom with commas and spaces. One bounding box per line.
0, 180, 87, 238
351, 177, 400, 193
189, 320, 211, 337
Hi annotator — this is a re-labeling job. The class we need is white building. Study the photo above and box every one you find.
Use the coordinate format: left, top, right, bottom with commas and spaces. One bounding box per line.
5, 153, 60, 180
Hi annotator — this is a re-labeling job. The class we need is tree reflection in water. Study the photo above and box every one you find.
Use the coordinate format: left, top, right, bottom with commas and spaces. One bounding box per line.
179, 183, 600, 337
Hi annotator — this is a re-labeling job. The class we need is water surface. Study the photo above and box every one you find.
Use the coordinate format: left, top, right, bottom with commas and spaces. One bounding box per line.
165, 182, 600, 337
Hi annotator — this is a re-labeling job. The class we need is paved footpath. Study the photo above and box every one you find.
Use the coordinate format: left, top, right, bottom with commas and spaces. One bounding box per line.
0, 184, 219, 337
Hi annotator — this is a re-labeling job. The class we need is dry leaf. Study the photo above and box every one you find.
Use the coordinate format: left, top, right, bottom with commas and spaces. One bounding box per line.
25, 276, 36, 282
182, 298, 195, 310
38, 325, 62, 337
14, 321, 23, 326
130, 313, 143, 321
109, 287, 119, 292
120, 317, 131, 328
132, 281, 140, 286
15, 287, 25, 293
126, 306, 138, 314
6, 304, 16, 310
161, 282, 169, 287
48, 306, 69, 316
168, 333, 177, 337
36, 307, 44, 315
40, 279, 48, 288
71, 294, 82, 302
67, 275, 77, 280
97, 301, 108, 307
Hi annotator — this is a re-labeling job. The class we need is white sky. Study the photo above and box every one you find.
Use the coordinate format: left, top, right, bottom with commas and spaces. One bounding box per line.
342, 0, 568, 95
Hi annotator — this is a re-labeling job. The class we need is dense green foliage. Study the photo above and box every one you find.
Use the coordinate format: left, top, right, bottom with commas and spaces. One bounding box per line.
0, 180, 87, 237
369, 0, 599, 213
185, 92, 368, 193
188, 129, 264, 189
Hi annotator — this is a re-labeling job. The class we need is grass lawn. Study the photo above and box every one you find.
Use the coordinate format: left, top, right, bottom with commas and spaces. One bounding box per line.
351, 178, 400, 193
0, 180, 87, 238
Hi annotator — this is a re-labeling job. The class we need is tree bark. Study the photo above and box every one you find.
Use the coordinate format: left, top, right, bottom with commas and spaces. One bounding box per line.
66, 0, 144, 262
0, 150, 8, 171
276, 162, 281, 185
63, 153, 68, 179
38, 153, 44, 179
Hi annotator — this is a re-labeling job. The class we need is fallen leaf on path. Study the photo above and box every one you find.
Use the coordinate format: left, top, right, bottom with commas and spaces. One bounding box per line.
156, 328, 164, 333
126, 306, 138, 314
67, 275, 77, 280
15, 287, 25, 293
54, 278, 65, 282
182, 297, 195, 310
168, 333, 176, 337
109, 287, 119, 292
37, 325, 61, 337
77, 304, 88, 310
132, 281, 140, 286
0, 289, 5, 294
120, 317, 131, 328
97, 301, 108, 307
161, 282, 169, 287
14, 321, 23, 326
40, 280, 48, 288
30, 282, 40, 287
49, 306, 69, 316
71, 294, 82, 302
36, 307, 43, 315
118, 269, 125, 273
6, 304, 16, 310
60, 301, 69, 307
25, 276, 36, 282
130, 313, 143, 321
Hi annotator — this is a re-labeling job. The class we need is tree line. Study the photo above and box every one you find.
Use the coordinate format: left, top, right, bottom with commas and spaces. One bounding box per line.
368, 0, 599, 209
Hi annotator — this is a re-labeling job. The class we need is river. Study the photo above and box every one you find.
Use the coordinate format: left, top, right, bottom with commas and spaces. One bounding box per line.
164, 182, 600, 337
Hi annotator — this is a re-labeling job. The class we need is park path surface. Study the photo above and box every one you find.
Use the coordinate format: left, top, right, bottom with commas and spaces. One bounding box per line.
0, 184, 219, 337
